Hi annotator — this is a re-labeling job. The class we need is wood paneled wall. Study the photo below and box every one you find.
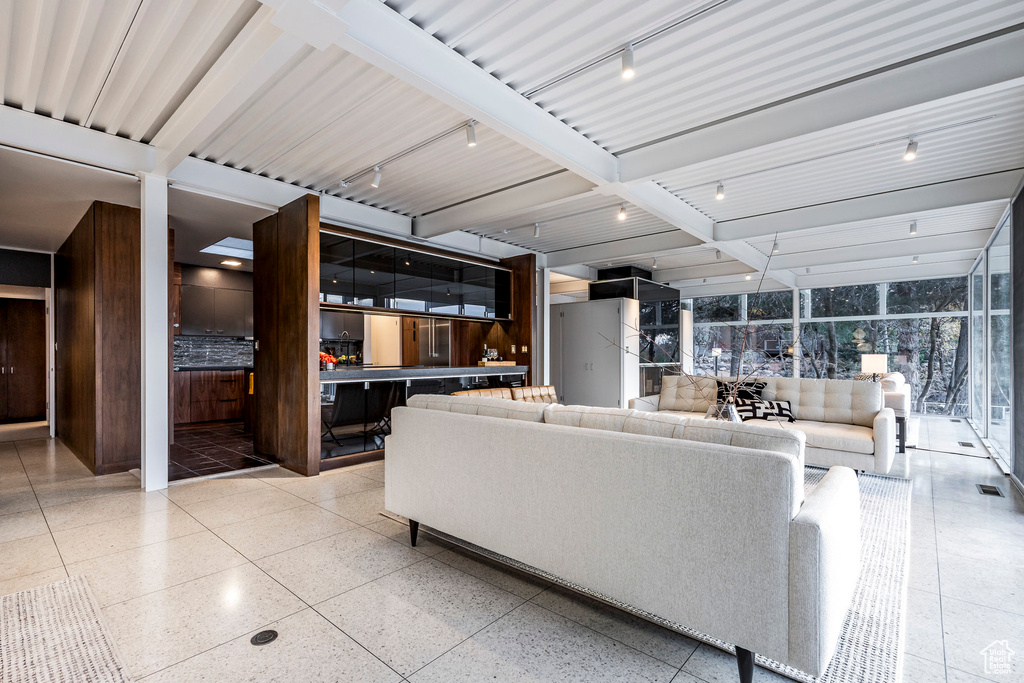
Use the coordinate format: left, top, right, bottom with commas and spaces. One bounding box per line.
253, 194, 320, 476
55, 201, 141, 475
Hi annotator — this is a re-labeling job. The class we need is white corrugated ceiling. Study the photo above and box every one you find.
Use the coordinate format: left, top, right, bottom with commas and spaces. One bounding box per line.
0, 0, 259, 142
385, 0, 1024, 152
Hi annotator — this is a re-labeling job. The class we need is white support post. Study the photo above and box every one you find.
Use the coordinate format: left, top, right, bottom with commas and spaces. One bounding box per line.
537, 268, 551, 385
140, 173, 169, 491
792, 288, 801, 379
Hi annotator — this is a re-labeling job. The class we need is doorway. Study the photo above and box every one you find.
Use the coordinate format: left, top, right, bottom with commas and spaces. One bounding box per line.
0, 298, 47, 424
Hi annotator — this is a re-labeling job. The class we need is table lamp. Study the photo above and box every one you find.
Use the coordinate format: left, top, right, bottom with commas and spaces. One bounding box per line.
861, 354, 887, 382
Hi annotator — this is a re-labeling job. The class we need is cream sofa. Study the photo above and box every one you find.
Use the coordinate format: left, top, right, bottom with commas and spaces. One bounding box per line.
629, 375, 896, 474
385, 395, 861, 682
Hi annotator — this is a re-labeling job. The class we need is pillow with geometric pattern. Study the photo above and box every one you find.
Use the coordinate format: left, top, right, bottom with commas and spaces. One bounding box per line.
733, 397, 796, 423
716, 381, 767, 404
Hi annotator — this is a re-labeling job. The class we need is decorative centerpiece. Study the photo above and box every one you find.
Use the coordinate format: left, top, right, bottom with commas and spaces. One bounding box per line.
704, 402, 741, 422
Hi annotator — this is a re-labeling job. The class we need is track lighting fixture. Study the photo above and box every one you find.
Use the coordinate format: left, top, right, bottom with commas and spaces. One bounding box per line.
617, 204, 627, 221
371, 166, 382, 188
715, 249, 721, 260
332, 278, 337, 283
745, 273, 752, 280
621, 45, 635, 80
534, 223, 541, 238
466, 121, 477, 147
652, 257, 658, 269
772, 241, 779, 254
715, 183, 725, 200
909, 221, 918, 235
912, 255, 919, 264
904, 140, 918, 161
805, 267, 810, 274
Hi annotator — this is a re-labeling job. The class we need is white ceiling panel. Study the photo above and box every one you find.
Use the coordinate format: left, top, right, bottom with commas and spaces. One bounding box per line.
195, 44, 562, 216
0, 0, 259, 142
386, 0, 1024, 152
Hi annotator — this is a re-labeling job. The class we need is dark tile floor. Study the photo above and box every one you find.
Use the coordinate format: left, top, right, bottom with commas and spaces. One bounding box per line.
169, 423, 273, 481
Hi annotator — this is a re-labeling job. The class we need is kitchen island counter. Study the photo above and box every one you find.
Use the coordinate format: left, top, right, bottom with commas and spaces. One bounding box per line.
319, 365, 528, 383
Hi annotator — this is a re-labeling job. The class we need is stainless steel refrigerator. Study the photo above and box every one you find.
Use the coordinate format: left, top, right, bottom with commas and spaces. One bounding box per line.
418, 318, 450, 367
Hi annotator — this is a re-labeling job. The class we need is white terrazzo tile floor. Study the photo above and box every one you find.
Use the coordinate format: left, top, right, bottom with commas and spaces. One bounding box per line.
0, 418, 1020, 681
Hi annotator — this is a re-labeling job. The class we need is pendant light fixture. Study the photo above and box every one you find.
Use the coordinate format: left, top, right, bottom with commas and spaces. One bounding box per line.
621, 45, 635, 80
715, 182, 725, 200
370, 166, 382, 188
904, 140, 918, 161
466, 121, 477, 147
617, 204, 627, 221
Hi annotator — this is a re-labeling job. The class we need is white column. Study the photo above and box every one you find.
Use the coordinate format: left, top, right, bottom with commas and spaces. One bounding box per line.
537, 267, 551, 385
140, 173, 169, 491
792, 288, 801, 379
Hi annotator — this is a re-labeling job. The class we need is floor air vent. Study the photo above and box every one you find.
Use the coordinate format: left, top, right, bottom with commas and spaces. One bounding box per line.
949, 418, 962, 423
958, 441, 975, 448
977, 484, 1004, 497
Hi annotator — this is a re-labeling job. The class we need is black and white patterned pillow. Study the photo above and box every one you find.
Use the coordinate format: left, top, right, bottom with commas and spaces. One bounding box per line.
716, 381, 766, 404
734, 397, 796, 422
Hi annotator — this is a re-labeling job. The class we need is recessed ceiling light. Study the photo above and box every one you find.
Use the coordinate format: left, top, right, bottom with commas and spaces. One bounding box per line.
904, 140, 918, 161
621, 45, 635, 80
221, 260, 242, 267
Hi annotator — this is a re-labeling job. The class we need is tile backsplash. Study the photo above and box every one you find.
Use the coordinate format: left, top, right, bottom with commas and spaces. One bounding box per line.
174, 336, 254, 368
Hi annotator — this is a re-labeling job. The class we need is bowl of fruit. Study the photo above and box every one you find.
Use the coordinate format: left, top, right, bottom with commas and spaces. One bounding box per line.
319, 352, 337, 370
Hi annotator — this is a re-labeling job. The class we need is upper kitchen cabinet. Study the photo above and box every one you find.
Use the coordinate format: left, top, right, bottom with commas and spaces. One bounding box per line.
180, 285, 216, 335
179, 265, 253, 338
319, 229, 512, 320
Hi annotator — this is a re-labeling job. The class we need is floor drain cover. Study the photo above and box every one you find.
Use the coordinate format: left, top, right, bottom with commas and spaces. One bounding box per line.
977, 484, 1004, 497
250, 630, 278, 646
958, 441, 975, 448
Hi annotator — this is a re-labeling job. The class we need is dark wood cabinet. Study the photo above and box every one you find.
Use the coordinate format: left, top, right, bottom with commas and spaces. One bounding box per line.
181, 369, 244, 423
180, 285, 250, 337
0, 299, 46, 422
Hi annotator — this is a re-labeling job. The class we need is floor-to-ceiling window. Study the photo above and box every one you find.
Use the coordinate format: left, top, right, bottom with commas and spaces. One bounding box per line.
970, 257, 986, 430
987, 221, 1013, 470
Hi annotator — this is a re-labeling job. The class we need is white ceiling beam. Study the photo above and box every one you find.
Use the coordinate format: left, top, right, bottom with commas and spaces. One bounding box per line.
714, 239, 798, 289
150, 6, 307, 175
795, 261, 976, 290
653, 261, 753, 283
0, 105, 155, 174
258, 0, 617, 186
412, 172, 595, 238
551, 264, 597, 281
619, 29, 1024, 183
546, 230, 704, 270
668, 278, 790, 298
766, 231, 990, 270
601, 181, 714, 242
715, 171, 1020, 241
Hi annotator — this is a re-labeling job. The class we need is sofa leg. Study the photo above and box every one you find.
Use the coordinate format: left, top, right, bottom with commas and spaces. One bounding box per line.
735, 647, 754, 683
409, 520, 419, 547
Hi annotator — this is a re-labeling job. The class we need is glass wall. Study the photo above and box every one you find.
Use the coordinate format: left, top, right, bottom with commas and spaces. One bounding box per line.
970, 258, 986, 428
689, 277, 970, 414
986, 222, 1013, 468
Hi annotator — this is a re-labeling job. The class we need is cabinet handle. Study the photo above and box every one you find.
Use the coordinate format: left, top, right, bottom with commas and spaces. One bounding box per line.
205, 329, 212, 333
216, 330, 224, 334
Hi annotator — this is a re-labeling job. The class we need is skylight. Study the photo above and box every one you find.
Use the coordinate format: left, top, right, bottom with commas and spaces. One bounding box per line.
200, 237, 253, 260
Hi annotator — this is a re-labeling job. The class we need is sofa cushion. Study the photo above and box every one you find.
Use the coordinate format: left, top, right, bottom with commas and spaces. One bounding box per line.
746, 418, 875, 455
544, 404, 636, 431
512, 385, 559, 403
762, 377, 881, 427
734, 398, 795, 423
406, 394, 546, 422
659, 375, 718, 413
622, 411, 690, 439
451, 387, 514, 399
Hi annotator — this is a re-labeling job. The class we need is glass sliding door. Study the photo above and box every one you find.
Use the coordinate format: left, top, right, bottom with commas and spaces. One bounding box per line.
969, 256, 986, 432
987, 222, 1013, 469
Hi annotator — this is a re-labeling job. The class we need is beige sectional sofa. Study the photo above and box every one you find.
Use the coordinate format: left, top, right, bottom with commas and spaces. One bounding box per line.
629, 375, 896, 474
385, 394, 861, 682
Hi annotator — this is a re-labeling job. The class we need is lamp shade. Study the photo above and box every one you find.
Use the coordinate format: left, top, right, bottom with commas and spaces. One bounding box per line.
861, 354, 888, 375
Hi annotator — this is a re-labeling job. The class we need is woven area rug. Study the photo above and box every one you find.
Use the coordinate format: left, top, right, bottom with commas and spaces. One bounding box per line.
0, 575, 134, 683
398, 467, 912, 683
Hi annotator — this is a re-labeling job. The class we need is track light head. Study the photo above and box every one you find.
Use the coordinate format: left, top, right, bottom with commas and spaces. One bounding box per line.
772, 241, 779, 254
715, 183, 725, 200
617, 204, 627, 221
912, 255, 919, 264
371, 166, 382, 188
533, 223, 541, 238
466, 121, 477, 147
904, 140, 918, 161
621, 45, 635, 80
715, 249, 721, 260
909, 221, 918, 235
805, 267, 810, 275
745, 273, 752, 281
652, 257, 658, 269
